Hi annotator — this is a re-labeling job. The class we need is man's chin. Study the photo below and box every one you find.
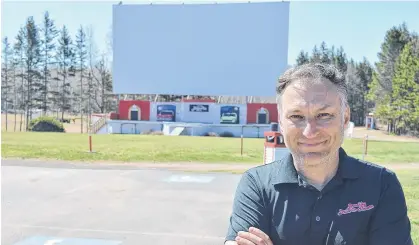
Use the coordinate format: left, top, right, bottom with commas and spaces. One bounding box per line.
296, 151, 330, 165
303, 151, 326, 156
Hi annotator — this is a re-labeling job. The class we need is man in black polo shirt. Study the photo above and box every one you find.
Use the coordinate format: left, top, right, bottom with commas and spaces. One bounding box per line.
225, 63, 412, 245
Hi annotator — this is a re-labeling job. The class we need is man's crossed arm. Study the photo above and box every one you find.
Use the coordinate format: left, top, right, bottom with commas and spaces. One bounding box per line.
225, 227, 273, 245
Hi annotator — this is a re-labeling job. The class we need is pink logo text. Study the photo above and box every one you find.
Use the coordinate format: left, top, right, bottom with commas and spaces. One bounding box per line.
338, 202, 374, 216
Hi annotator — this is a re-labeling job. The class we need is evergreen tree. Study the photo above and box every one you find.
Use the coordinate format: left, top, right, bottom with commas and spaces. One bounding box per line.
356, 57, 373, 120
39, 11, 58, 115
334, 46, 347, 73
53, 25, 75, 120
310, 45, 322, 63
319, 41, 331, 64
392, 43, 419, 135
22, 16, 42, 129
369, 22, 413, 133
296, 50, 309, 65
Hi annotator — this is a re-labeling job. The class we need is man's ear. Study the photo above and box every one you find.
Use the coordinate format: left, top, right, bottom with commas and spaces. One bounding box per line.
343, 105, 350, 128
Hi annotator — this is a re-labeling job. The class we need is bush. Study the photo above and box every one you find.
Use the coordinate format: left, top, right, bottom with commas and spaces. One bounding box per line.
28, 116, 65, 133
141, 130, 164, 135
219, 131, 234, 137
150, 131, 164, 135
56, 118, 71, 123
203, 132, 219, 137
141, 130, 152, 135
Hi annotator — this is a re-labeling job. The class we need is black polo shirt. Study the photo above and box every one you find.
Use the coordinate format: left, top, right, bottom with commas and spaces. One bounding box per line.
225, 148, 412, 245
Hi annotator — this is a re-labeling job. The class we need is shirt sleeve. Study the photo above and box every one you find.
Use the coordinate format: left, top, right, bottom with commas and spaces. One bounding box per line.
225, 170, 270, 242
368, 168, 413, 245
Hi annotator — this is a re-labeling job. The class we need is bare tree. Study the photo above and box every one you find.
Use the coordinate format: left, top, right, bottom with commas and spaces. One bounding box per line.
14, 27, 26, 131
92, 53, 113, 113
85, 25, 99, 128
2, 37, 13, 131
75, 25, 88, 133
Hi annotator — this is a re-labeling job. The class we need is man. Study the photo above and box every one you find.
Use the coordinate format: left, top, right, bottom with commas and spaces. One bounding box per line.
225, 63, 412, 245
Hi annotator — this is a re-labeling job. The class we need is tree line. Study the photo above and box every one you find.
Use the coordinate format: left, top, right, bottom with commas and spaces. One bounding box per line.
1, 12, 115, 132
2, 12, 418, 137
295, 23, 419, 137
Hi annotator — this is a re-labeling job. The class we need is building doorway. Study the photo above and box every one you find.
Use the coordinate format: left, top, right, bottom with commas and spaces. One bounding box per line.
129, 105, 141, 121
256, 108, 269, 124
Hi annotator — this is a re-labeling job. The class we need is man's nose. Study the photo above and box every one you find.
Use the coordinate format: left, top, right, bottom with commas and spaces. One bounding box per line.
302, 119, 319, 138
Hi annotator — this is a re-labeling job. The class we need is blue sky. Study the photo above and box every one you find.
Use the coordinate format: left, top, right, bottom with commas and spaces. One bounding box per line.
1, 1, 419, 66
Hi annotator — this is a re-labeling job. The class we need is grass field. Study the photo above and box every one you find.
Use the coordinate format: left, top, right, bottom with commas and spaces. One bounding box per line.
1, 131, 419, 242
2, 131, 419, 164
395, 170, 419, 244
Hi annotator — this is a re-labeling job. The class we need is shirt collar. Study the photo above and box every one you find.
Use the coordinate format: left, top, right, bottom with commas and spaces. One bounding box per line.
271, 147, 359, 185
271, 152, 299, 185
336, 148, 360, 179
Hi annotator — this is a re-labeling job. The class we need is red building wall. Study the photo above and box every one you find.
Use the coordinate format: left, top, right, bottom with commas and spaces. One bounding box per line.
118, 100, 150, 121
246, 103, 278, 124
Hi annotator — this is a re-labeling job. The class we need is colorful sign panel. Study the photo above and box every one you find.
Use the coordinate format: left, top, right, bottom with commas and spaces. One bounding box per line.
189, 104, 209, 112
156, 104, 176, 122
220, 106, 240, 124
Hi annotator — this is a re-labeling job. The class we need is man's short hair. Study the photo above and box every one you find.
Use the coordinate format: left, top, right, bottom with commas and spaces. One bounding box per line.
276, 63, 348, 110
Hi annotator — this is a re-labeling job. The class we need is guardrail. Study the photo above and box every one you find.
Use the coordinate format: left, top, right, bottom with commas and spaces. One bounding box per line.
91, 116, 107, 134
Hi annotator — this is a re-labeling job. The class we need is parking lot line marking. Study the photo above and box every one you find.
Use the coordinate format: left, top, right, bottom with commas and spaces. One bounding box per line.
165, 175, 215, 183
6, 224, 225, 241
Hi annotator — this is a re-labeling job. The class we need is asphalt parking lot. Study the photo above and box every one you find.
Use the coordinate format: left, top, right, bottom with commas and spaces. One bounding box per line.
1, 159, 243, 245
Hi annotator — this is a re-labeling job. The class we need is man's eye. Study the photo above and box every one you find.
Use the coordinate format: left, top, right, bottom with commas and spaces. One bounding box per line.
318, 113, 332, 119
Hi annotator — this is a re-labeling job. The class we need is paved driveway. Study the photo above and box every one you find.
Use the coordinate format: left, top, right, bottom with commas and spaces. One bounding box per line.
2, 160, 243, 245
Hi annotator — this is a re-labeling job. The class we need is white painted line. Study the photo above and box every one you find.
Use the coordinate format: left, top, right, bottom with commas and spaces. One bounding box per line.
12, 235, 122, 245
165, 175, 215, 183
44, 239, 63, 245
5, 224, 225, 240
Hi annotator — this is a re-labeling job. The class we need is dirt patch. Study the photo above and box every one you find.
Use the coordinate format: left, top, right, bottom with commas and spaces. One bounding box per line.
351, 127, 419, 143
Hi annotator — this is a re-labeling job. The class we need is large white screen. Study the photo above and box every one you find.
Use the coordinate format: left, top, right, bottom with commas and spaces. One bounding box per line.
112, 2, 289, 97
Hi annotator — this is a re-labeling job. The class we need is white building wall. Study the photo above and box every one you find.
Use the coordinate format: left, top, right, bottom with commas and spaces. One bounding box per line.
180, 102, 217, 124
105, 120, 163, 134
102, 120, 271, 138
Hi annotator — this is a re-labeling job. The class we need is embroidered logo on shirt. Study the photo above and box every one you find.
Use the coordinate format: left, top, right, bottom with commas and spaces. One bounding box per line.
337, 202, 374, 216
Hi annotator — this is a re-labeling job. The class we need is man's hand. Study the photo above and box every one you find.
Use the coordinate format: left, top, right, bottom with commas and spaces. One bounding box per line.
235, 227, 273, 245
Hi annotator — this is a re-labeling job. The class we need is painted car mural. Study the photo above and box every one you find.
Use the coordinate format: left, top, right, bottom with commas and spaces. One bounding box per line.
157, 104, 176, 122
220, 106, 240, 124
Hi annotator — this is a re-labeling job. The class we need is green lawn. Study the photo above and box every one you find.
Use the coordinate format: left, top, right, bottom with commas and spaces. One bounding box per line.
395, 170, 419, 244
1, 132, 419, 164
